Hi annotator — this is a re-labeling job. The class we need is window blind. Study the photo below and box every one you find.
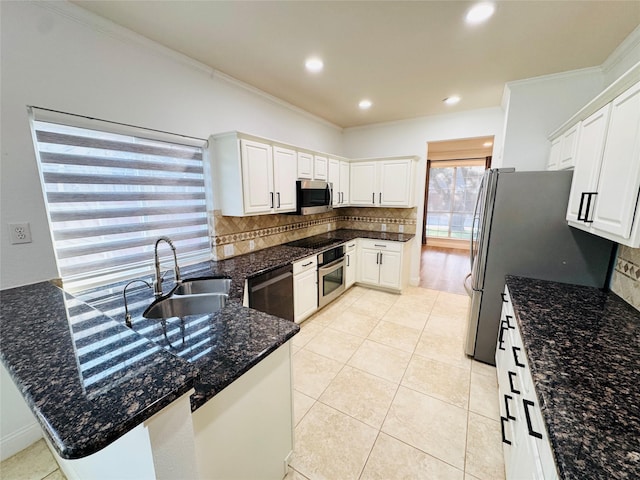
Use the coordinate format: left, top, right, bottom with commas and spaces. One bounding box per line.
30, 113, 211, 292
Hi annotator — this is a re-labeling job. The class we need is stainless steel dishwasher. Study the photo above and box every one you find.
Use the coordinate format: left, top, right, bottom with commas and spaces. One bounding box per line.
247, 264, 294, 321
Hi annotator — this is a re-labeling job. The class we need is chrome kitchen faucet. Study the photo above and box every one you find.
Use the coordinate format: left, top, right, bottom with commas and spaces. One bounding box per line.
154, 236, 182, 298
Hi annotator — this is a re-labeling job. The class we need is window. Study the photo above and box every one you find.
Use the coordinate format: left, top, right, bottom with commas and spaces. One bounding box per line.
30, 109, 210, 292
426, 159, 485, 241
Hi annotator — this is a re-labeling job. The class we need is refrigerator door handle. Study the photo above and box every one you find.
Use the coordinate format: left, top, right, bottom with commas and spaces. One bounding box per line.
463, 273, 473, 297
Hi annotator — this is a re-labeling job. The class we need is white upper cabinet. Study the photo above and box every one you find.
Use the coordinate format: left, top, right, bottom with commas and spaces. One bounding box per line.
339, 160, 350, 206
566, 104, 610, 223
590, 82, 640, 240
211, 133, 296, 216
240, 139, 274, 214
297, 152, 313, 179
566, 80, 640, 246
313, 155, 328, 180
547, 123, 580, 171
328, 158, 350, 207
273, 146, 297, 212
350, 158, 416, 207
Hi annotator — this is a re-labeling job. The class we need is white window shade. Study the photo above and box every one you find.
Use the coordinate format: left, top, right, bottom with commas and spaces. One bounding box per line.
30, 110, 211, 292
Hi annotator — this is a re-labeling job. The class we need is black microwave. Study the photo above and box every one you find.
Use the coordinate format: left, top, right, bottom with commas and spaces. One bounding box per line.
295, 180, 333, 215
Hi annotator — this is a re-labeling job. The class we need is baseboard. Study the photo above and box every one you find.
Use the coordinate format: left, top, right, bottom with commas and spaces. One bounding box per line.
0, 422, 43, 461
410, 276, 420, 286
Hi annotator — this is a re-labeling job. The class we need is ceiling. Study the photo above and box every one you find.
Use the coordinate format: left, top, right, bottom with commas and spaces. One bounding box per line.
71, 1, 640, 128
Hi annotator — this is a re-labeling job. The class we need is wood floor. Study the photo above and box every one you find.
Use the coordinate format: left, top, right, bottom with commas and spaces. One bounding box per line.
419, 245, 470, 295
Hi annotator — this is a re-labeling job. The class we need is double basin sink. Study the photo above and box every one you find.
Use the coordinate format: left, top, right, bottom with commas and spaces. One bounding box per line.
143, 278, 232, 319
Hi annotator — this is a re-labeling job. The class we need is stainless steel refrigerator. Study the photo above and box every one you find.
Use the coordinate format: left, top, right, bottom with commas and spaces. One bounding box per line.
464, 168, 615, 365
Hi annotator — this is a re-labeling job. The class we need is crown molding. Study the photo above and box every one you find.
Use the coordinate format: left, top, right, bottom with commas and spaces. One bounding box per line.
602, 25, 640, 75
33, 1, 342, 132
505, 66, 603, 89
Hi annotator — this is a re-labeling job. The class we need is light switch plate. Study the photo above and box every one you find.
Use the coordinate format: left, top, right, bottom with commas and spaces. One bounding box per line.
399, 225, 404, 233
381, 223, 387, 232
223, 244, 234, 257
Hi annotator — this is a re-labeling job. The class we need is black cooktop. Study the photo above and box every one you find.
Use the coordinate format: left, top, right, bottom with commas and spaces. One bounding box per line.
285, 234, 340, 250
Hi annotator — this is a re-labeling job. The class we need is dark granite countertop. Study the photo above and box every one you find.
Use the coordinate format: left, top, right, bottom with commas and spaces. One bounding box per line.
0, 282, 197, 459
0, 228, 411, 459
505, 275, 640, 480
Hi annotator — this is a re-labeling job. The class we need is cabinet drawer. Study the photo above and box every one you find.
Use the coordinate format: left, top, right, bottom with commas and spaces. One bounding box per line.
293, 256, 317, 275
359, 239, 402, 252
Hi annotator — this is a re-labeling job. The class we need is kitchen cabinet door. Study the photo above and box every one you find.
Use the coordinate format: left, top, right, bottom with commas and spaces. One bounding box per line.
297, 152, 313, 179
566, 105, 610, 224
294, 268, 317, 323
339, 160, 350, 206
591, 81, 640, 239
350, 162, 377, 206
345, 241, 357, 289
240, 139, 274, 214
314, 155, 328, 180
328, 158, 340, 206
547, 137, 561, 170
378, 250, 402, 289
359, 247, 381, 285
379, 159, 414, 207
558, 123, 580, 170
272, 146, 297, 213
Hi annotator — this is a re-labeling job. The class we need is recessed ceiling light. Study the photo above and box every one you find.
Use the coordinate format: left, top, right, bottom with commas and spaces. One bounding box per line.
305, 57, 323, 73
483, 141, 493, 147
465, 2, 495, 24
443, 96, 461, 105
359, 99, 373, 110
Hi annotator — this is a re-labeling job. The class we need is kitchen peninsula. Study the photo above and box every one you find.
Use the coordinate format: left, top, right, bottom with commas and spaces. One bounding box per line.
0, 228, 413, 479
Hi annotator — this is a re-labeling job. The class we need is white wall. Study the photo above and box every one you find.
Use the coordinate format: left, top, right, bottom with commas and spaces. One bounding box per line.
342, 106, 506, 284
0, 1, 343, 290
500, 68, 604, 172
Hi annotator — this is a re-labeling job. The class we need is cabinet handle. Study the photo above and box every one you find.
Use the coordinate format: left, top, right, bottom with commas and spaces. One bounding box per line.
376, 252, 380, 264
372, 192, 375, 204
504, 394, 516, 421
302, 261, 313, 267
374, 244, 387, 248
498, 323, 507, 351
379, 192, 382, 203
501, 293, 508, 303
578, 192, 597, 223
500, 416, 512, 445
346, 254, 350, 267
508, 371, 520, 394
523, 399, 543, 439
505, 315, 515, 329
277, 192, 281, 208
512, 346, 525, 368
270, 192, 274, 208
379, 253, 383, 265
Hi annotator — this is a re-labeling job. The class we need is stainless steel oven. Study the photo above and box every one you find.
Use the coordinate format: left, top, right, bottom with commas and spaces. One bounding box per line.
318, 245, 345, 308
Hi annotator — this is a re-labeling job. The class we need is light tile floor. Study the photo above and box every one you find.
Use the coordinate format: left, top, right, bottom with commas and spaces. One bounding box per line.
1, 285, 504, 480
287, 285, 505, 480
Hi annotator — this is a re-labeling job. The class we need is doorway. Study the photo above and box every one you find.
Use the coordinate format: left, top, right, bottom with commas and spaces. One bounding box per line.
420, 136, 493, 293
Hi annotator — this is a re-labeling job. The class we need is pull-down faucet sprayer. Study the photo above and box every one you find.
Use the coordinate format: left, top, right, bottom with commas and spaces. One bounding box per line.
154, 236, 181, 298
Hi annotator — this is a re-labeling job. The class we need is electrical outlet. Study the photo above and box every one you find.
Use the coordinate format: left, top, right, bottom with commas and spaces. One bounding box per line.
249, 240, 255, 251
223, 244, 234, 257
399, 225, 404, 233
381, 223, 387, 232
9, 223, 32, 244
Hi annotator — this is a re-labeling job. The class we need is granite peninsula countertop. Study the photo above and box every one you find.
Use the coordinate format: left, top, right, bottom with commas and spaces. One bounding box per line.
0, 228, 412, 459
505, 275, 640, 480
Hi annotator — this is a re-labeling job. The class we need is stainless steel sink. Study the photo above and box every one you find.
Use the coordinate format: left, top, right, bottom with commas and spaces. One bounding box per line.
143, 293, 228, 319
174, 277, 232, 296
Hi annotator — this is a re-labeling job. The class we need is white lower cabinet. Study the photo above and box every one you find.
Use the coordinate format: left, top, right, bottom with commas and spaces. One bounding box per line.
293, 255, 318, 323
344, 240, 357, 289
357, 239, 409, 291
496, 286, 558, 480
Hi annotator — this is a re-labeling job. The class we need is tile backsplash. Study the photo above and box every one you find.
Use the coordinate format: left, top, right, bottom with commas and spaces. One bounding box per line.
210, 207, 417, 260
611, 245, 640, 311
